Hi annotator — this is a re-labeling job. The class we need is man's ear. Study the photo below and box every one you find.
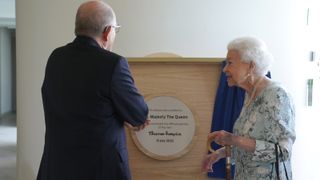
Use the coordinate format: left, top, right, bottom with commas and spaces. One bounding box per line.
102, 26, 111, 41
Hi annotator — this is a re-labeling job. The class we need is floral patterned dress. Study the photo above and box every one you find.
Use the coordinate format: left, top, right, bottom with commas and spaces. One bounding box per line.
232, 82, 296, 180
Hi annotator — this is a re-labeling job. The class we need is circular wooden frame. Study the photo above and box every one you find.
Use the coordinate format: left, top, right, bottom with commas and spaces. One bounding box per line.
130, 95, 198, 160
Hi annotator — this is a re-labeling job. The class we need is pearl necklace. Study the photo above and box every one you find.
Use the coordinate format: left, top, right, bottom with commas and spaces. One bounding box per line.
245, 77, 264, 107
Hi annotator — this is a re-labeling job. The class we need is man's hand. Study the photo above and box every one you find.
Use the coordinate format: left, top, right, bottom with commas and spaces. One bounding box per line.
125, 120, 151, 131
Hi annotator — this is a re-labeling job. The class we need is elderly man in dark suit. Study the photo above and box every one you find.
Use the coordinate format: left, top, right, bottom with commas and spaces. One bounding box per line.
37, 1, 149, 180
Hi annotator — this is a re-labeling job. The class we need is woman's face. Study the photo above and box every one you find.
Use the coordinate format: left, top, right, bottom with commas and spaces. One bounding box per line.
223, 50, 251, 87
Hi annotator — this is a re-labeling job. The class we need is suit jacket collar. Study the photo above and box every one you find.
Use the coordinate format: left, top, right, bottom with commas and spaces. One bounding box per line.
73, 35, 101, 49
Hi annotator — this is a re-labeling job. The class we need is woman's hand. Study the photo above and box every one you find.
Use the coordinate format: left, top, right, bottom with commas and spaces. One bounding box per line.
208, 130, 235, 146
209, 130, 256, 152
201, 147, 225, 173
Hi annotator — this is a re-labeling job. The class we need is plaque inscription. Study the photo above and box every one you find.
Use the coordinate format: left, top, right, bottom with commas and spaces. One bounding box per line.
131, 96, 197, 160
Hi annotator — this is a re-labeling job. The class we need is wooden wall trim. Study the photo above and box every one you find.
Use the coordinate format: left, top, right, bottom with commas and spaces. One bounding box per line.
128, 57, 224, 64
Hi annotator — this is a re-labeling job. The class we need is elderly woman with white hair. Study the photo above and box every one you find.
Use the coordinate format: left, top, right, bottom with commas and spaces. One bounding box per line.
202, 37, 295, 180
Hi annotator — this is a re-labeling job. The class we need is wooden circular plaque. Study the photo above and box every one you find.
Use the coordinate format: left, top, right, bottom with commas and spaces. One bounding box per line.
131, 96, 197, 160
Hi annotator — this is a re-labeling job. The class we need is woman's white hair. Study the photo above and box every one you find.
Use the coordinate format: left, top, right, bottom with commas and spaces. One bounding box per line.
227, 36, 274, 76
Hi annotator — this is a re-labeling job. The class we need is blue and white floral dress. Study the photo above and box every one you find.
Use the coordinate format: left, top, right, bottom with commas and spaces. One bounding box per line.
233, 82, 296, 180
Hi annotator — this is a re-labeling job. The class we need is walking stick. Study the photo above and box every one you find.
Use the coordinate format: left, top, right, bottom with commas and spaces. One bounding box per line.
225, 145, 232, 180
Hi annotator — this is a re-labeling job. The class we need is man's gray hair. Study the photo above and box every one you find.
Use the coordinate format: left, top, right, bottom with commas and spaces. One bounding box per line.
75, 1, 115, 37
227, 37, 274, 76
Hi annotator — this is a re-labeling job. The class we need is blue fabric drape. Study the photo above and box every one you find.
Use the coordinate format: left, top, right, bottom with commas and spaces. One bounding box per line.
208, 61, 271, 178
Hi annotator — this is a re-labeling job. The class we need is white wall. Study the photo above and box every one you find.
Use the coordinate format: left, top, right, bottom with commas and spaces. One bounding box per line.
291, 1, 320, 180
16, 0, 318, 179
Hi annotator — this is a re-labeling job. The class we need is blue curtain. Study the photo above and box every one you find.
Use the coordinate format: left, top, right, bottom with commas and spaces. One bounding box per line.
208, 60, 271, 178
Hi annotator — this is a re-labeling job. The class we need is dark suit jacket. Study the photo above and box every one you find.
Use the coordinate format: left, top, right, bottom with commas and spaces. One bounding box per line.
37, 36, 148, 180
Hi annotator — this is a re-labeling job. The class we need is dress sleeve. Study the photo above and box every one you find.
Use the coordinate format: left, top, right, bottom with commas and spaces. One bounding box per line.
110, 57, 149, 126
252, 87, 296, 162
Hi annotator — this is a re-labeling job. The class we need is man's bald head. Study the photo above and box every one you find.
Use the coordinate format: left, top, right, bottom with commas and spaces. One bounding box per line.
74, 1, 116, 37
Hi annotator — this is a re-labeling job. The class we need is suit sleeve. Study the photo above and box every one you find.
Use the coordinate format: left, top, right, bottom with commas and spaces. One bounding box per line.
110, 57, 149, 126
